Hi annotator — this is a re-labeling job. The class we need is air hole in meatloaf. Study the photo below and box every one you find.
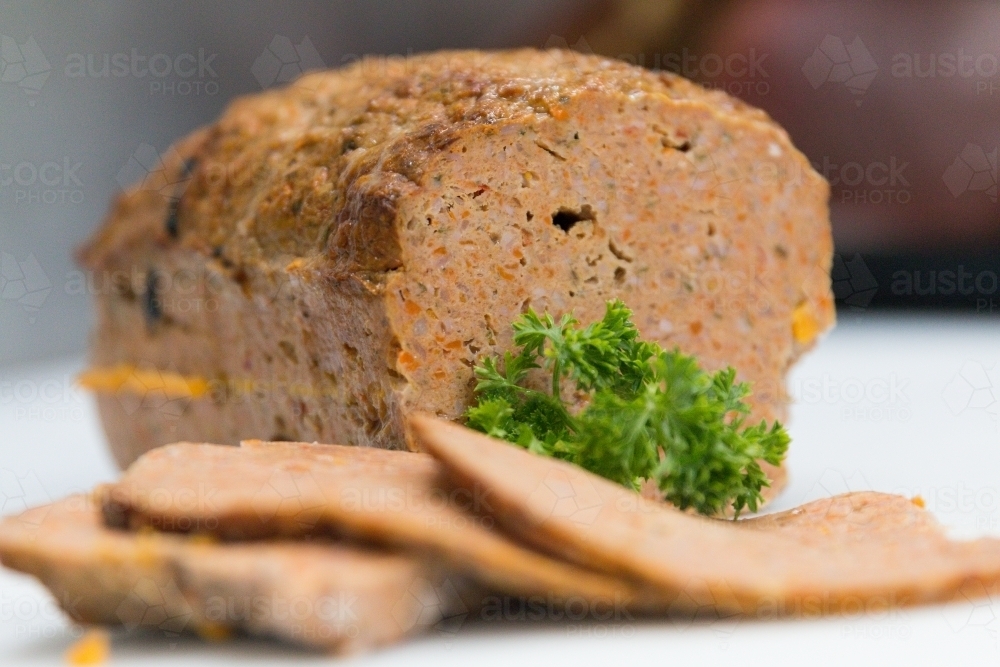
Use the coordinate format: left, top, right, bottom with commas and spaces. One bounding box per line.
614, 267, 626, 284
551, 205, 596, 233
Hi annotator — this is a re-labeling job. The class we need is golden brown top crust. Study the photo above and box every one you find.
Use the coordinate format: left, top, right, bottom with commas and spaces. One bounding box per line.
79, 49, 785, 271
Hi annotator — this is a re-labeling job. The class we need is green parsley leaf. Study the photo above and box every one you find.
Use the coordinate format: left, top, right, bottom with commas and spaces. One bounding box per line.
464, 299, 789, 517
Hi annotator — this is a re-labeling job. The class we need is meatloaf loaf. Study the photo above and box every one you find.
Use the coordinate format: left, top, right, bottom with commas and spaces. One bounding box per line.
78, 48, 834, 467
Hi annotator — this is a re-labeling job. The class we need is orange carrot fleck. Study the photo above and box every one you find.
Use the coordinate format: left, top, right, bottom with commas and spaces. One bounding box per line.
65, 629, 110, 666
397, 350, 420, 372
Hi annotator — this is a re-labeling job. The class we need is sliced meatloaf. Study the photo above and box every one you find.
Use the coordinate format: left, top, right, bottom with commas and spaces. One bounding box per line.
0, 496, 448, 652
100, 439, 655, 607
78, 48, 834, 467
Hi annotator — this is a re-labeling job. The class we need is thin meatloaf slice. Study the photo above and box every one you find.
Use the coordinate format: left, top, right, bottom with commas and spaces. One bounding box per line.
101, 439, 655, 608
78, 48, 834, 467
0, 496, 451, 653
412, 415, 1000, 615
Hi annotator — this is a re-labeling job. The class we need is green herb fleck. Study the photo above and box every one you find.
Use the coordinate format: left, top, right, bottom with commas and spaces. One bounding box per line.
465, 300, 788, 517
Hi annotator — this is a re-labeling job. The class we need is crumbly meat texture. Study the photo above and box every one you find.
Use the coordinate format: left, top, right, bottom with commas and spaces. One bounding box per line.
412, 414, 1000, 615
78, 48, 834, 466
0, 496, 447, 653
102, 440, 654, 607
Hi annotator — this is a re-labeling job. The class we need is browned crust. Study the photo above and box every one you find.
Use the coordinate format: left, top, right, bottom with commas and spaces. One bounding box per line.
78, 49, 802, 272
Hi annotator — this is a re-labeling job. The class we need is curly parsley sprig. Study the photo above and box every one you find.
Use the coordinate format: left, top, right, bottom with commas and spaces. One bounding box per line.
465, 300, 788, 517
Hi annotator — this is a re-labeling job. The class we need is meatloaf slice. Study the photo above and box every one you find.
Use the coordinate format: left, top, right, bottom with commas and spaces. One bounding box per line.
412, 414, 1000, 615
0, 496, 449, 652
102, 440, 653, 607
78, 48, 833, 467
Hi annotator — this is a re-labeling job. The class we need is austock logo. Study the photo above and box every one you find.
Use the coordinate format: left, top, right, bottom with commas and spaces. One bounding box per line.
544, 34, 770, 97
0, 252, 52, 323
0, 372, 87, 423
102, 363, 204, 425
668, 579, 741, 649
252, 467, 326, 530
942, 580, 999, 647
543, 34, 595, 60
393, 577, 469, 638
803, 35, 878, 105
64, 47, 219, 97
116, 143, 193, 202
0, 468, 51, 517
528, 467, 604, 526
1, 587, 84, 641
115, 142, 263, 206
831, 253, 878, 311
790, 372, 911, 423
115, 576, 193, 646
202, 590, 361, 643
0, 35, 51, 105
252, 36, 324, 89
890, 48, 1000, 96
815, 156, 912, 205
943, 361, 999, 435
481, 590, 636, 637
943, 143, 998, 203
0, 157, 85, 205
793, 468, 878, 526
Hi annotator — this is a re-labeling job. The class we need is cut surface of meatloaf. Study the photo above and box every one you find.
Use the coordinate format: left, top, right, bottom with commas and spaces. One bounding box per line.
78, 48, 834, 467
0, 496, 449, 653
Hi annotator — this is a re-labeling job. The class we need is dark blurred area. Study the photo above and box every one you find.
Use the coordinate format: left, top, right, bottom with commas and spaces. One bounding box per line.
0, 0, 998, 364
